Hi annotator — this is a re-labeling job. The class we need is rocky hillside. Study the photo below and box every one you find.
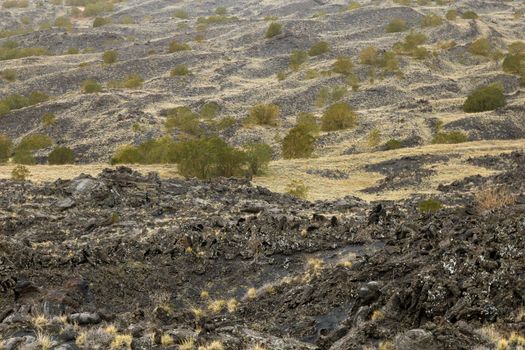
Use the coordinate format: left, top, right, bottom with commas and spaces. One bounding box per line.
0, 0, 524, 162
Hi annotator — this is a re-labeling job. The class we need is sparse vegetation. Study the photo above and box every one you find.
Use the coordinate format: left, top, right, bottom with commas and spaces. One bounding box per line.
48, 146, 75, 164
309, 41, 330, 56
0, 134, 13, 163
446, 9, 458, 21
386, 19, 407, 33
11, 164, 30, 181
266, 22, 282, 38
463, 83, 506, 113
81, 79, 103, 93
0, 92, 50, 116
108, 74, 144, 89
421, 13, 443, 27
93, 17, 111, 27
2, 0, 28, 8
0, 69, 16, 82
286, 180, 308, 199
468, 38, 493, 57
102, 50, 117, 64
289, 49, 308, 70
246, 103, 280, 126
200, 102, 220, 119
332, 56, 353, 75
171, 64, 190, 76
41, 113, 57, 127
418, 198, 442, 213
173, 8, 189, 19
475, 186, 515, 213
282, 113, 319, 159
0, 41, 49, 61
321, 102, 357, 131
461, 10, 478, 20
168, 40, 190, 53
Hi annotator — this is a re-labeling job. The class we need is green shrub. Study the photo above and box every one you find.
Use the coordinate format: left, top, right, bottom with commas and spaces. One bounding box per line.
93, 17, 111, 27
432, 130, 468, 144
289, 49, 308, 70
508, 41, 525, 54
367, 128, 381, 147
502, 53, 524, 74
0, 45, 49, 61
321, 102, 357, 131
173, 9, 189, 19
246, 103, 280, 126
309, 41, 330, 56
171, 64, 190, 76
286, 180, 308, 199
119, 15, 135, 24
81, 79, 102, 93
282, 123, 317, 159
215, 7, 227, 15
18, 133, 53, 151
468, 38, 492, 57
177, 137, 246, 179
0, 92, 49, 116
54, 16, 72, 30
2, 0, 28, 8
102, 50, 117, 64
0, 134, 12, 163
11, 165, 30, 181
12, 149, 34, 164
421, 13, 443, 27
121, 74, 143, 89
461, 11, 478, 19
413, 46, 429, 59
384, 139, 402, 150
164, 107, 202, 136
360, 46, 379, 65
112, 137, 181, 165
446, 9, 457, 20
84, 1, 113, 16
463, 83, 506, 113
245, 143, 272, 175
48, 146, 74, 164
0, 69, 16, 81
66, 47, 79, 54
168, 40, 190, 53
41, 113, 57, 127
200, 102, 220, 118
332, 56, 353, 75
401, 31, 427, 50
386, 19, 407, 33
266, 22, 282, 38
418, 198, 442, 213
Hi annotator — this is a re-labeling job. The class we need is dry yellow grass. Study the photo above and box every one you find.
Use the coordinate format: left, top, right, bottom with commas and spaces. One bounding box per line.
0, 139, 523, 202
475, 186, 515, 212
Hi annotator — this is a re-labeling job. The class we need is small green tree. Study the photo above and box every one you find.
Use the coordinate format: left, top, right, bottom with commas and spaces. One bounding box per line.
48, 146, 75, 164
245, 143, 272, 175
266, 22, 282, 38
102, 50, 117, 64
321, 102, 357, 131
0, 134, 12, 163
463, 83, 506, 113
282, 124, 317, 159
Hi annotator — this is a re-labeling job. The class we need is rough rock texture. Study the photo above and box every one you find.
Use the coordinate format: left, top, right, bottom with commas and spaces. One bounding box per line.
1, 151, 525, 348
